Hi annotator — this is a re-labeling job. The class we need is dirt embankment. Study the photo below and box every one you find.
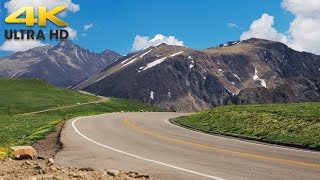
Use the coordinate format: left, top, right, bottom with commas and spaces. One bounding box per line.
0, 121, 153, 180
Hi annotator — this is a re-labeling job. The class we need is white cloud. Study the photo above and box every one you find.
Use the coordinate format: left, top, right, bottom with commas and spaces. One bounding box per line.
0, 33, 45, 52
241, 0, 320, 55
84, 24, 94, 31
281, 0, 320, 18
4, 0, 80, 16
227, 23, 241, 29
132, 34, 184, 51
63, 27, 77, 40
282, 0, 320, 54
240, 13, 288, 44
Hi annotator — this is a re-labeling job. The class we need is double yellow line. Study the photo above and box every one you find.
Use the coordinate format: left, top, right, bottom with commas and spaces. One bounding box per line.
124, 118, 320, 168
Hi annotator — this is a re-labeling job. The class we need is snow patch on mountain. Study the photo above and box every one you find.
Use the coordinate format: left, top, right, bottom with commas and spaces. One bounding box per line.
140, 49, 153, 58
139, 51, 184, 72
253, 68, 267, 88
170, 51, 184, 57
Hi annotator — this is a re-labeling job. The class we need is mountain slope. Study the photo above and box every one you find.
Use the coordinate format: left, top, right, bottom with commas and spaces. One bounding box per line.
236, 77, 320, 104
0, 40, 122, 87
0, 78, 163, 148
0, 78, 99, 115
174, 102, 320, 149
76, 38, 320, 111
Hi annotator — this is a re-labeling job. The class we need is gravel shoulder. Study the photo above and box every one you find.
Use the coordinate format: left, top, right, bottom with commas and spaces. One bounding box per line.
0, 117, 153, 180
32, 121, 65, 158
0, 158, 151, 180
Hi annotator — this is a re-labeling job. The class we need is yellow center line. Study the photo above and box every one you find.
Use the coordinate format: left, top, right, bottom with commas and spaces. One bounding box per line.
124, 118, 320, 168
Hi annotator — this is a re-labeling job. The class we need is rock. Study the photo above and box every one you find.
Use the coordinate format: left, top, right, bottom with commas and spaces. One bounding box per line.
69, 173, 82, 178
24, 161, 32, 165
79, 167, 95, 171
10, 146, 37, 160
135, 174, 150, 178
47, 158, 54, 166
34, 165, 45, 175
128, 172, 138, 177
34, 165, 43, 170
37, 156, 45, 160
107, 170, 120, 176
49, 166, 57, 172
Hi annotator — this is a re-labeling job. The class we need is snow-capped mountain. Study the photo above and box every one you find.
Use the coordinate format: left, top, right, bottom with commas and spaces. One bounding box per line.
0, 40, 122, 87
75, 38, 320, 112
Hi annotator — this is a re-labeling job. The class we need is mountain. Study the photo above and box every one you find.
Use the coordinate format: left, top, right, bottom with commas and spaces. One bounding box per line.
236, 77, 320, 104
0, 40, 122, 87
75, 38, 320, 112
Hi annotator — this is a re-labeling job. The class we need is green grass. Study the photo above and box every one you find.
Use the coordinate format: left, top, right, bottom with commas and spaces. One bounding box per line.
174, 103, 320, 149
0, 78, 99, 115
0, 78, 164, 149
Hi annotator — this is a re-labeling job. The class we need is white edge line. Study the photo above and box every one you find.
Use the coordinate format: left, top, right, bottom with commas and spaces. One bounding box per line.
72, 117, 225, 180
165, 118, 320, 154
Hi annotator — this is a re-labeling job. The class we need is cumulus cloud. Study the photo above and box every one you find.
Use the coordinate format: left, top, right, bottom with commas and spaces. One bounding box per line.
63, 27, 77, 40
241, 0, 320, 55
132, 34, 184, 51
282, 0, 320, 54
240, 13, 288, 44
84, 24, 94, 31
0, 33, 45, 52
281, 0, 320, 18
4, 0, 80, 16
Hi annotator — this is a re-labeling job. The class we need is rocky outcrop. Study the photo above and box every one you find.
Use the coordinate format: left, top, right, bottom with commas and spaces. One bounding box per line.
236, 77, 320, 104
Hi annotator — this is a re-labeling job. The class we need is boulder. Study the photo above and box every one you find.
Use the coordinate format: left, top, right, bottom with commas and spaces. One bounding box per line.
47, 158, 54, 166
10, 146, 37, 160
107, 170, 120, 176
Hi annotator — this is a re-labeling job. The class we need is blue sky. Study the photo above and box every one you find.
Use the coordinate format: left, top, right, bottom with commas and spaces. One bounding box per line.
0, 0, 297, 57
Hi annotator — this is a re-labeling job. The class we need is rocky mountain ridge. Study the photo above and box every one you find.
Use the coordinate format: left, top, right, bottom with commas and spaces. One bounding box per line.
76, 38, 320, 111
0, 40, 122, 87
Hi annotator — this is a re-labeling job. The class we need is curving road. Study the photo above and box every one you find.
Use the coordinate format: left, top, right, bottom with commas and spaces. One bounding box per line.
55, 112, 320, 180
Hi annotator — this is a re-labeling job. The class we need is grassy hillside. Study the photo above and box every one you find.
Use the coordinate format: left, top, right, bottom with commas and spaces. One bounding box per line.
0, 78, 164, 149
174, 103, 320, 149
0, 78, 99, 115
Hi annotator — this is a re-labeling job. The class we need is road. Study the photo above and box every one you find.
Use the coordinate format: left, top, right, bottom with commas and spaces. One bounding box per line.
55, 112, 320, 180
20, 97, 108, 115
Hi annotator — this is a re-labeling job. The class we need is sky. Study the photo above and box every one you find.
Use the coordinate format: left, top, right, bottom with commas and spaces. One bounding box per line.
0, 0, 319, 58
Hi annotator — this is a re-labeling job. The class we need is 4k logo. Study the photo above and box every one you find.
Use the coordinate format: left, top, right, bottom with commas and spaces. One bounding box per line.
5, 6, 68, 27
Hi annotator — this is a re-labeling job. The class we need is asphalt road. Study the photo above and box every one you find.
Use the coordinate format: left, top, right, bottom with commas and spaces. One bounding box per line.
55, 112, 320, 180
